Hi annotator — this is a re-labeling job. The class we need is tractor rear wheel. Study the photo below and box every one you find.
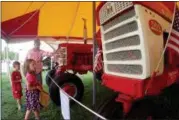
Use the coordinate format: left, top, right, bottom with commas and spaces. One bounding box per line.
49, 72, 84, 106
94, 93, 123, 120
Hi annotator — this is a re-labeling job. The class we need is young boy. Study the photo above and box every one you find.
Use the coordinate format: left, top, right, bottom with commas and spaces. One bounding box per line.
11, 61, 23, 111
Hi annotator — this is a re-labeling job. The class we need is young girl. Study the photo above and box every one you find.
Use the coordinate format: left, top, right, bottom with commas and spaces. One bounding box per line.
24, 59, 42, 120
11, 61, 23, 111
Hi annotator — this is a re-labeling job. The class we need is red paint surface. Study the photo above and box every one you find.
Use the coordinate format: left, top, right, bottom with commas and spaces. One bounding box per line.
116, 94, 133, 113
103, 67, 179, 98
62, 84, 76, 97
58, 43, 93, 74
52, 36, 92, 40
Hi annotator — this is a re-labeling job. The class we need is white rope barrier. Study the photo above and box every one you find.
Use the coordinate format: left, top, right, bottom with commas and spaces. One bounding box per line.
47, 74, 108, 120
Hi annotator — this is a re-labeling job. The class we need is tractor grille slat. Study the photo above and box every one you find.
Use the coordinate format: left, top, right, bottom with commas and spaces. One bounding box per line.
107, 64, 143, 75
104, 21, 138, 41
103, 9, 135, 31
115, 2, 133, 12
99, 2, 133, 24
105, 35, 140, 51
106, 50, 141, 61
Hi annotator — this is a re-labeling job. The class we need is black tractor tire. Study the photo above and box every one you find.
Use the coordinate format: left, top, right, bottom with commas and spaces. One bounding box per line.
126, 84, 179, 120
156, 83, 179, 119
49, 72, 84, 106
45, 69, 56, 87
94, 93, 123, 120
125, 96, 159, 120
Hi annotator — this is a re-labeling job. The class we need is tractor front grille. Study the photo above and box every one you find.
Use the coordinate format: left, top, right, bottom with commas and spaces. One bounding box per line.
99, 2, 145, 78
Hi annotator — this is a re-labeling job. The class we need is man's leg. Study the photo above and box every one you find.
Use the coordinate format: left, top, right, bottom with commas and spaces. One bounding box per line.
36, 72, 42, 85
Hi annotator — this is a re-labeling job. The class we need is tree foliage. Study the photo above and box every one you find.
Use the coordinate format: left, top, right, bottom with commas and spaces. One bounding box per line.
1, 47, 19, 60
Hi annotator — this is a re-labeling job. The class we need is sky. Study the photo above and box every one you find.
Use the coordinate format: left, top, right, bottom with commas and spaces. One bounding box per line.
1, 39, 53, 62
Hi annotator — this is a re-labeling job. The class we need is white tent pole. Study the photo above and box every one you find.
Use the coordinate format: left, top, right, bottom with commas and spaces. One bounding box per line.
42, 41, 56, 70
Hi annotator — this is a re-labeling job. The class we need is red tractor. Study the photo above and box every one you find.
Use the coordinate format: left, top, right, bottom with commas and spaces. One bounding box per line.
46, 2, 179, 119
46, 43, 93, 106
94, 1, 179, 119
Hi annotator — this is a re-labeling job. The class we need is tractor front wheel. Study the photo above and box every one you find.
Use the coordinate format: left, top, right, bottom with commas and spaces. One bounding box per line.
125, 96, 158, 120
49, 73, 84, 106
94, 93, 123, 120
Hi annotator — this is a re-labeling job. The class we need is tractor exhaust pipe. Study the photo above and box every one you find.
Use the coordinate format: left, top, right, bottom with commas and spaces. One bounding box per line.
82, 18, 87, 44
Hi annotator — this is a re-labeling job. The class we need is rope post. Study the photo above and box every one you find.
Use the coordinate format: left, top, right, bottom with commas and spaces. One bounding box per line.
48, 74, 107, 120
59, 89, 62, 114
92, 1, 97, 110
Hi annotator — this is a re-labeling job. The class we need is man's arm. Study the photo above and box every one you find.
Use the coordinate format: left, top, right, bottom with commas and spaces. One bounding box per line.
41, 50, 54, 57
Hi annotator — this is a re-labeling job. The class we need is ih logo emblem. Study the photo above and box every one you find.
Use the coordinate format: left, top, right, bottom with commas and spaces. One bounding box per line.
149, 19, 162, 35
106, 3, 113, 14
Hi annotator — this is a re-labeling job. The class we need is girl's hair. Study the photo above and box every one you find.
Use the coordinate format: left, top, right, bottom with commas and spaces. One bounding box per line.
13, 61, 20, 68
23, 59, 35, 76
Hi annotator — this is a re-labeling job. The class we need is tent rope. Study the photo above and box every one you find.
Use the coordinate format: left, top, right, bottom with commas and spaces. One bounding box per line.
23, 2, 34, 15
8, 2, 46, 36
66, 2, 80, 43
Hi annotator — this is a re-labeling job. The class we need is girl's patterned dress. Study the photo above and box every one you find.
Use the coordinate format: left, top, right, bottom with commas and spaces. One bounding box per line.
11, 71, 22, 99
25, 72, 41, 111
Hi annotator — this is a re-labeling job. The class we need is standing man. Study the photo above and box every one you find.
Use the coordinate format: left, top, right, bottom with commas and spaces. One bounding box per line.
25, 39, 53, 85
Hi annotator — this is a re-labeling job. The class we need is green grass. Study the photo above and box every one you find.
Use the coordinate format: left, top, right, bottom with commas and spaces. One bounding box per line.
1, 71, 114, 120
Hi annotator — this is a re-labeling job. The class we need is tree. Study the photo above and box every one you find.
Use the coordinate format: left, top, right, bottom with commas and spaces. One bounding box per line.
1, 47, 19, 61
